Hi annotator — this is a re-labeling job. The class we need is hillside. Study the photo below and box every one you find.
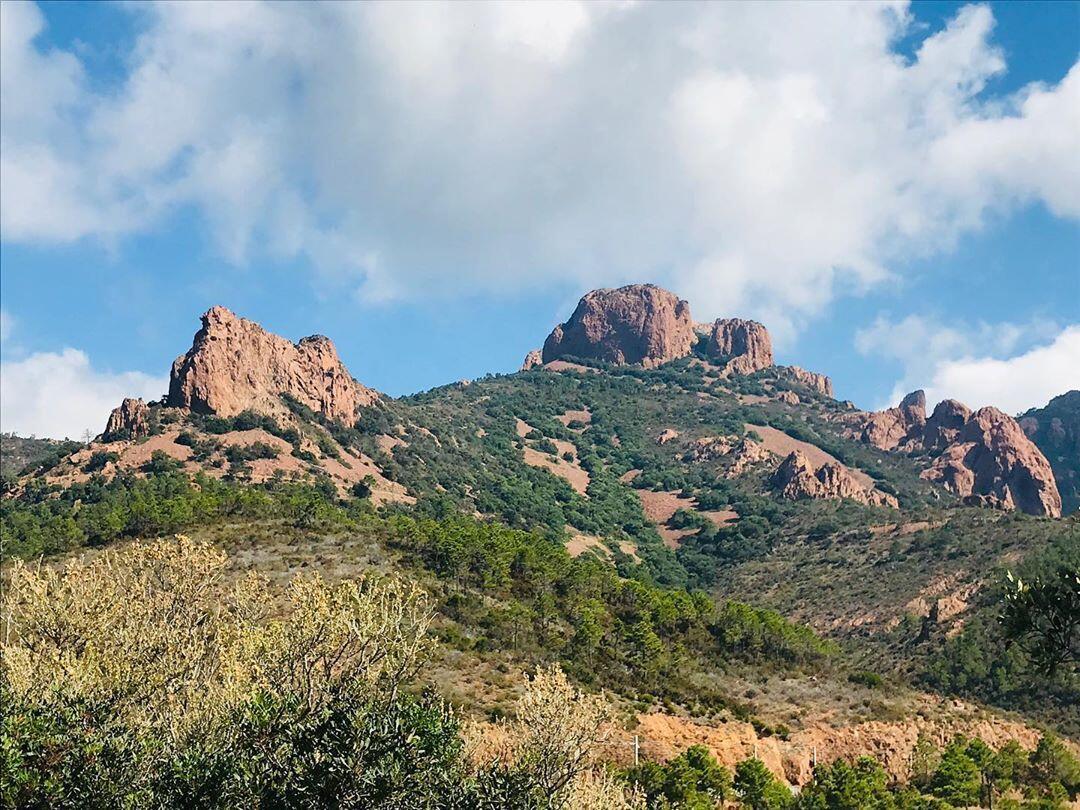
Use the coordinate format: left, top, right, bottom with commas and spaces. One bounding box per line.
1022, 391, 1080, 516
2, 288, 1076, 805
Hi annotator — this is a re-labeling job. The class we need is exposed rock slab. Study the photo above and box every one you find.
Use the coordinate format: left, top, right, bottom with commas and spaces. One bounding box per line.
167, 306, 377, 424
782, 366, 834, 397
520, 349, 543, 371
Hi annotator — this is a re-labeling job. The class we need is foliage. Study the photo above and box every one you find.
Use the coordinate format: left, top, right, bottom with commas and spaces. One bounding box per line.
734, 757, 791, 809
623, 745, 731, 809
999, 567, 1080, 676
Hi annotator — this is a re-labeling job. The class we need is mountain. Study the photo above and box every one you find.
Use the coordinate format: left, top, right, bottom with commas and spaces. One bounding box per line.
2, 287, 1076, 797
1021, 390, 1080, 515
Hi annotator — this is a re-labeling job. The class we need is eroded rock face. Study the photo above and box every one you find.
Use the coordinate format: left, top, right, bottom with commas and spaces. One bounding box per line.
922, 407, 1061, 517
707, 318, 773, 375
542, 284, 696, 367
860, 390, 927, 451
521, 349, 543, 371
167, 306, 378, 424
102, 398, 151, 441
783, 366, 834, 398
773, 450, 897, 508
851, 392, 1059, 516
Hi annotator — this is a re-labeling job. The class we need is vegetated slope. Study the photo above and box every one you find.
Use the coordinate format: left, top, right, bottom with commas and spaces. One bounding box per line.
5, 357, 1074, 738
0, 433, 82, 480
1021, 390, 1080, 515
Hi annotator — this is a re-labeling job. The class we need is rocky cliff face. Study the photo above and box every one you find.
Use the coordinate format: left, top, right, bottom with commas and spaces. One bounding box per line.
852, 392, 1060, 516
859, 390, 927, 451
542, 284, 696, 367
101, 398, 151, 441
922, 407, 1062, 517
1019, 390, 1080, 515
772, 450, 898, 508
167, 306, 378, 424
783, 366, 834, 398
706, 318, 773, 375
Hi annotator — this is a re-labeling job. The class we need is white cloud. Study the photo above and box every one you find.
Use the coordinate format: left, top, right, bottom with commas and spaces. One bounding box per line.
856, 315, 1080, 414
0, 349, 167, 440
1, 1, 1077, 335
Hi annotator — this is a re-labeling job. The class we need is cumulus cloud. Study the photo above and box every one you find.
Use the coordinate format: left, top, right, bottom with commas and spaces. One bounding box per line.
856, 315, 1080, 414
1, 1, 1078, 335
0, 349, 167, 440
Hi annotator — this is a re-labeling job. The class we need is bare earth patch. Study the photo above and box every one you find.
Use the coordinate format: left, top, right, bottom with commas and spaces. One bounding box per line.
523, 444, 590, 495
636, 490, 737, 548
565, 533, 612, 560
555, 408, 592, 429
746, 423, 874, 488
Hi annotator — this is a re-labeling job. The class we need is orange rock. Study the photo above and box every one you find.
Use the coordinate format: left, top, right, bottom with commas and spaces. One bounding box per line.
542, 284, 696, 367
102, 398, 151, 441
167, 306, 377, 424
707, 318, 774, 375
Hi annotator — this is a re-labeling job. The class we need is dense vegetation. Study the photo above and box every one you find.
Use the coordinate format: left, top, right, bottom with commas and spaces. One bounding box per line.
4, 537, 1075, 809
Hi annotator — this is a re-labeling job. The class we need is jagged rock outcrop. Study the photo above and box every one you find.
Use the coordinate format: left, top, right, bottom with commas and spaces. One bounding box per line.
921, 399, 972, 451
542, 284, 696, 367
726, 438, 773, 478
851, 392, 1059, 516
706, 318, 773, 375
860, 390, 927, 451
783, 366, 834, 398
922, 407, 1062, 517
102, 398, 151, 441
772, 450, 898, 508
521, 349, 543, 371
167, 306, 378, 424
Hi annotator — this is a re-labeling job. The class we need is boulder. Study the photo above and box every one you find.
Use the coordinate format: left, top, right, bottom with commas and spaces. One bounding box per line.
102, 398, 151, 441
167, 306, 377, 424
542, 284, 696, 367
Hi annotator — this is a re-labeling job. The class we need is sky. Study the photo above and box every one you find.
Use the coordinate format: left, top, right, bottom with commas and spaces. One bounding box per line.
1, 0, 1078, 440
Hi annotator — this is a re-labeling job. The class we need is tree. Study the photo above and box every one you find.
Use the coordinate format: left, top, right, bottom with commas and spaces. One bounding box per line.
930, 737, 981, 808
1028, 734, 1080, 801
735, 757, 791, 810
999, 568, 1080, 675
796, 757, 894, 810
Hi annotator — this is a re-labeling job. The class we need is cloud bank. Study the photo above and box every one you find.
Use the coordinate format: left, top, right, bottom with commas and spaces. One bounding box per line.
856, 316, 1080, 414
2, 1, 1077, 337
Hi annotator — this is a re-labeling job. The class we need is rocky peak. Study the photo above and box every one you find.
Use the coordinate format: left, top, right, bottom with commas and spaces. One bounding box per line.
102, 398, 151, 442
521, 349, 543, 371
541, 284, 696, 367
922, 406, 1061, 517
772, 450, 897, 508
706, 318, 773, 375
859, 390, 927, 451
167, 306, 377, 424
853, 391, 1060, 517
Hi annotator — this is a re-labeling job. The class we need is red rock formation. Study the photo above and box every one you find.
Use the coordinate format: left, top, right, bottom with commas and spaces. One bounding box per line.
860, 390, 927, 451
521, 349, 543, 371
167, 306, 377, 424
102, 398, 151, 441
922, 407, 1061, 517
541, 285, 696, 367
921, 399, 972, 451
784, 366, 834, 398
707, 318, 773, 375
773, 450, 897, 508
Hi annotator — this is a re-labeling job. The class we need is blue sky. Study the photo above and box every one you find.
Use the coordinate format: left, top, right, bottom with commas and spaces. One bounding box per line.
1, 0, 1077, 439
